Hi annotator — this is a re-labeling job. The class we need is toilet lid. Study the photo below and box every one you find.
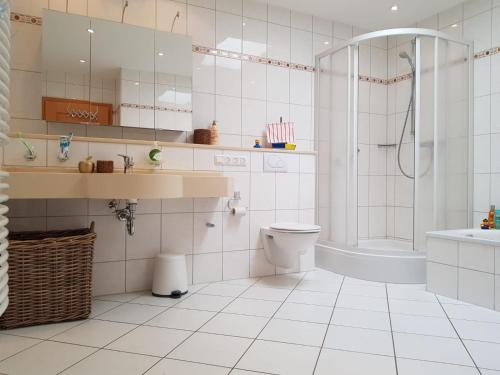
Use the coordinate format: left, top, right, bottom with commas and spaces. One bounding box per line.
270, 222, 321, 232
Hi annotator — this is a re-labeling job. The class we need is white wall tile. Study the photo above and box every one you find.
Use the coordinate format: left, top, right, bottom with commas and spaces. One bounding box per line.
223, 212, 250, 251
217, 0, 242, 15
250, 173, 276, 210
458, 268, 495, 309
223, 250, 250, 279
126, 214, 161, 260
92, 262, 126, 296
267, 23, 290, 61
291, 28, 312, 66
268, 5, 290, 27
276, 173, 299, 209
126, 258, 155, 292
216, 11, 243, 52
162, 213, 194, 254
216, 57, 241, 97
216, 95, 242, 134
188, 5, 216, 47
242, 61, 266, 99
267, 65, 289, 103
194, 212, 223, 252
427, 261, 458, 299
291, 11, 312, 31
193, 252, 223, 283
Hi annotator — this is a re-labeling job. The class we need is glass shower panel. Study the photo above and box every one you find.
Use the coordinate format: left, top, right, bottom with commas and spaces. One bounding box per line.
316, 46, 355, 246
441, 40, 470, 229
414, 36, 436, 250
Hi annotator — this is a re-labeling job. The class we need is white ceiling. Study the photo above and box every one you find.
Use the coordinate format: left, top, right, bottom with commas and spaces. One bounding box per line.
267, 0, 465, 30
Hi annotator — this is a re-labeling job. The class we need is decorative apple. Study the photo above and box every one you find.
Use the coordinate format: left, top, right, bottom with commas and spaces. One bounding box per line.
79, 156, 95, 173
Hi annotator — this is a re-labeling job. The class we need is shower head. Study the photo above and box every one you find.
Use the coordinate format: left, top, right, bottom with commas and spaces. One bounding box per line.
399, 51, 415, 73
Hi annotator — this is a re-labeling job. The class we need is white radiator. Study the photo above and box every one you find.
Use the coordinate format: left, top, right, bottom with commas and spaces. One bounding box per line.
0, 0, 11, 318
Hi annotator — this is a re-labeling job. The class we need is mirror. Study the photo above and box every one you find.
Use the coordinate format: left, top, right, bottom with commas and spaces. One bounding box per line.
41, 10, 193, 132
42, 11, 93, 124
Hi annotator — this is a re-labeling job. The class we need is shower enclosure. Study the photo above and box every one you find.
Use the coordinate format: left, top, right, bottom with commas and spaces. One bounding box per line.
314, 29, 473, 283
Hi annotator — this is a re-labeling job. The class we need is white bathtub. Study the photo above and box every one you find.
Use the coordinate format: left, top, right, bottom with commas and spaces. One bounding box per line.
426, 229, 500, 311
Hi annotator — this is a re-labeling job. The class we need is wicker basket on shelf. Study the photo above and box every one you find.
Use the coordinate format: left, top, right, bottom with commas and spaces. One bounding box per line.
0, 223, 96, 329
193, 129, 212, 145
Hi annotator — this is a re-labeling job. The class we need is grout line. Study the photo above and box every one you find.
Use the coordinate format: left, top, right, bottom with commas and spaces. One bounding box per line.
311, 275, 345, 374
385, 283, 400, 375
436, 296, 482, 372
230, 271, 308, 372
138, 275, 261, 374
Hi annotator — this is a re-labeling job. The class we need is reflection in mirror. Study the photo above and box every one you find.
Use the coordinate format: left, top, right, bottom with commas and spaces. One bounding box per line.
90, 18, 154, 128
42, 10, 92, 125
41, 10, 193, 133
154, 31, 192, 131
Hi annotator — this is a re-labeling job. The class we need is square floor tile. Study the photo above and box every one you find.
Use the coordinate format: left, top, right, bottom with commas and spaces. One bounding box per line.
52, 320, 137, 347
324, 325, 394, 356
387, 284, 437, 302
0, 334, 41, 361
315, 348, 396, 375
240, 286, 290, 301
331, 307, 391, 331
258, 318, 327, 346
397, 358, 479, 375
304, 270, 344, 283
389, 300, 445, 318
1, 320, 86, 339
464, 339, 500, 370
107, 325, 191, 357
391, 314, 457, 338
254, 274, 303, 289
94, 293, 142, 303
336, 294, 388, 312
145, 358, 230, 375
442, 304, 500, 324
343, 277, 384, 288
129, 293, 182, 307
0, 341, 96, 375
90, 300, 122, 318
286, 290, 337, 306
341, 284, 387, 298
97, 303, 166, 324
393, 332, 474, 366
296, 279, 342, 293
168, 332, 252, 367
60, 349, 157, 375
453, 319, 500, 344
275, 302, 332, 323
236, 340, 320, 375
145, 307, 216, 331
198, 283, 248, 297
176, 294, 233, 312
222, 298, 282, 317
215, 278, 258, 287
200, 312, 269, 338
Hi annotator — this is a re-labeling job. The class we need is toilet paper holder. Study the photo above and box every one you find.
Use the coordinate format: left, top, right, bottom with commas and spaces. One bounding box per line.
227, 191, 247, 216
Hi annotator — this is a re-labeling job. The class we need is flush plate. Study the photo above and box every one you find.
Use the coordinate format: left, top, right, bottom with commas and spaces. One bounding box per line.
264, 153, 288, 172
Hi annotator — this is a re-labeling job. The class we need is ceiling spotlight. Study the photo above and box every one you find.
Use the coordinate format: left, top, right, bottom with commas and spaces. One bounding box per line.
323, 41, 330, 45
87, 28, 94, 33
242, 22, 246, 26
134, 82, 139, 86
451, 23, 458, 28
157, 52, 164, 56
391, 4, 398, 11
79, 59, 87, 63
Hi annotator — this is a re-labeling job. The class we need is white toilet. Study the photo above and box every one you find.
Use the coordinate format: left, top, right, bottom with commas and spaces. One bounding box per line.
261, 222, 321, 269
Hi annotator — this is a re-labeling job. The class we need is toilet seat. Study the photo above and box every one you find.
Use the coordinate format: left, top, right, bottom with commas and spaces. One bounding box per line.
269, 222, 321, 233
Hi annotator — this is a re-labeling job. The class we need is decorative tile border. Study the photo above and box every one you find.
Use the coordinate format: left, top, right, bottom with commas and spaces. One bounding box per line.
11, 12, 500, 83
10, 12, 42, 25
120, 103, 192, 113
475, 46, 500, 59
192, 45, 315, 72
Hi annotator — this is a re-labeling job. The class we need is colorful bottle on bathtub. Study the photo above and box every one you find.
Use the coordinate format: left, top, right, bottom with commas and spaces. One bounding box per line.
488, 205, 496, 229
495, 209, 500, 229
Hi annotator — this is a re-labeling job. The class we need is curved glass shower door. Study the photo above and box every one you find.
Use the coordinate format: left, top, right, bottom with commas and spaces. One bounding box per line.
315, 29, 473, 253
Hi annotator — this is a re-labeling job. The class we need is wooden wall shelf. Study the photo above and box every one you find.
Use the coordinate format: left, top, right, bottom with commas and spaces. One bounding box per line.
42, 97, 113, 125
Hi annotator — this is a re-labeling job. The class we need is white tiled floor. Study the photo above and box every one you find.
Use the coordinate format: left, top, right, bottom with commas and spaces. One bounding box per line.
1, 269, 500, 374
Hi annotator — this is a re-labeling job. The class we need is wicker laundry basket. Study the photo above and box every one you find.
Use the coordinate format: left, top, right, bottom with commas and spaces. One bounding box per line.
0, 222, 96, 329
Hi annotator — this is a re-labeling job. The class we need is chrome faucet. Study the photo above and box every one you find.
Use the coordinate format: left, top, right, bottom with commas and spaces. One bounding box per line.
118, 154, 134, 174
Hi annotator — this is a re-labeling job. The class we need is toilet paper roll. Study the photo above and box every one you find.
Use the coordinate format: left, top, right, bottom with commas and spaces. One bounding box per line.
231, 206, 247, 216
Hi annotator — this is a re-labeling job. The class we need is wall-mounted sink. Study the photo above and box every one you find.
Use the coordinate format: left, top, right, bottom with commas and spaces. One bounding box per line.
5, 167, 233, 199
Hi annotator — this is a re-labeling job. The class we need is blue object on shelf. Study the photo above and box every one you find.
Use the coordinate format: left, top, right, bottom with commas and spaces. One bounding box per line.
271, 143, 286, 148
